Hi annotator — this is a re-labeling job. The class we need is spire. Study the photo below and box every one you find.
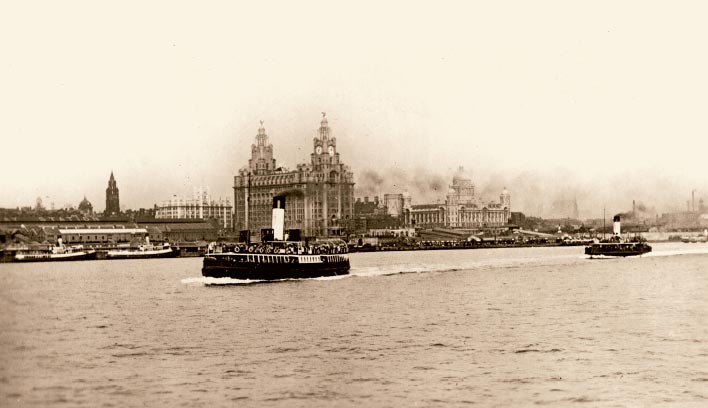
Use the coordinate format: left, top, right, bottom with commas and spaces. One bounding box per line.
105, 171, 120, 215
107, 171, 117, 189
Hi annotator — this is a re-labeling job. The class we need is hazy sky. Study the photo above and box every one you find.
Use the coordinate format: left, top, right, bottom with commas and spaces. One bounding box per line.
1, 1, 706, 219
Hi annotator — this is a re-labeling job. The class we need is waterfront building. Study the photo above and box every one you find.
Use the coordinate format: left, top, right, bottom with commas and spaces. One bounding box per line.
410, 168, 511, 229
384, 193, 404, 217
367, 227, 416, 237
59, 227, 147, 244
105, 172, 120, 216
233, 114, 355, 237
0, 217, 220, 246
355, 196, 384, 216
351, 196, 403, 233
155, 187, 233, 229
139, 221, 219, 242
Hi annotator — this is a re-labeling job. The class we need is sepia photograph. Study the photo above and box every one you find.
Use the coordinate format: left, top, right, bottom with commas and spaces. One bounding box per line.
1, 1, 707, 406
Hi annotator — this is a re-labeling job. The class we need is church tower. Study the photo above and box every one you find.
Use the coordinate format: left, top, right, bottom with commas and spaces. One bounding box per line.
105, 171, 120, 216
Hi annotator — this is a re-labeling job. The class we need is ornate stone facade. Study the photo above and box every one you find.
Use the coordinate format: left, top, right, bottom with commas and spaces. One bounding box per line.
409, 169, 510, 229
233, 114, 355, 237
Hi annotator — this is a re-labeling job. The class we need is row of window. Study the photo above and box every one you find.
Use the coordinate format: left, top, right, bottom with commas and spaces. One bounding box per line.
63, 234, 147, 243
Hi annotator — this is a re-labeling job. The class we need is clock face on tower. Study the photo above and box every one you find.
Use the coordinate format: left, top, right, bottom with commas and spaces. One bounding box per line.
315, 146, 322, 154
328, 146, 334, 155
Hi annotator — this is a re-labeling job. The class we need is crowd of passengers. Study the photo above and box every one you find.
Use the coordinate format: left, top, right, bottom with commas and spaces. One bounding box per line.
211, 241, 348, 255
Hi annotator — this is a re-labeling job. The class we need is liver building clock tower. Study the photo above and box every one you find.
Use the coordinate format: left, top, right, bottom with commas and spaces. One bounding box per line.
311, 112, 341, 171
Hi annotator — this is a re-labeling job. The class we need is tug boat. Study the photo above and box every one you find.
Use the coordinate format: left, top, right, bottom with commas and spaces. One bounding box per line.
106, 238, 179, 259
14, 239, 97, 262
202, 196, 350, 280
585, 216, 652, 258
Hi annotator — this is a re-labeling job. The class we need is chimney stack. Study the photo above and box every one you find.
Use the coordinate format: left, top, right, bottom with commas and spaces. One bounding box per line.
272, 196, 285, 240
613, 215, 621, 236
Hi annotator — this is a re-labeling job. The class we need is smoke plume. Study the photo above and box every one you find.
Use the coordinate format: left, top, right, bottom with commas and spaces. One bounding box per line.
355, 167, 447, 203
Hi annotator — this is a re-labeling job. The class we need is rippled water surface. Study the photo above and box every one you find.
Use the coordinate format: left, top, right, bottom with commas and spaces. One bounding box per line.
2, 243, 708, 407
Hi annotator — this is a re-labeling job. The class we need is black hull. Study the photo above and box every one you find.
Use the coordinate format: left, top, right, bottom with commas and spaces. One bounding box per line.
202, 253, 350, 280
14, 251, 98, 262
585, 243, 652, 257
106, 249, 180, 259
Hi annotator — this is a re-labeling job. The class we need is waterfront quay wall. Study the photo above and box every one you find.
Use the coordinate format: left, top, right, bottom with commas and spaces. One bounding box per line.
349, 238, 587, 253
640, 231, 708, 242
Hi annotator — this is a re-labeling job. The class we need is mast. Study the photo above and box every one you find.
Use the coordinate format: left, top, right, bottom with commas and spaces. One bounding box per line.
603, 207, 606, 240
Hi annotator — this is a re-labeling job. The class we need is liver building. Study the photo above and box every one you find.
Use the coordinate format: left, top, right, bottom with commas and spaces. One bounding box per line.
233, 114, 355, 237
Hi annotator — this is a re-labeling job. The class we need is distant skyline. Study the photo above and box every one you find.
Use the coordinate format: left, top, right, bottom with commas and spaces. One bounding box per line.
2, 1, 707, 219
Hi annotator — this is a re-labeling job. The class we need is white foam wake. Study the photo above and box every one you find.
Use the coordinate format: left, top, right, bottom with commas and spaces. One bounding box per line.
181, 274, 352, 285
181, 276, 266, 285
644, 244, 708, 258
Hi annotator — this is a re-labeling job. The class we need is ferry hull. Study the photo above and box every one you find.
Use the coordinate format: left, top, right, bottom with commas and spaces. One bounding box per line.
585, 243, 652, 257
202, 254, 350, 280
14, 251, 97, 262
106, 248, 180, 259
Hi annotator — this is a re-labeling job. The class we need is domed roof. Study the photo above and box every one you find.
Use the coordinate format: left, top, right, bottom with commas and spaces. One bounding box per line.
452, 166, 467, 181
502, 187, 510, 195
78, 196, 93, 211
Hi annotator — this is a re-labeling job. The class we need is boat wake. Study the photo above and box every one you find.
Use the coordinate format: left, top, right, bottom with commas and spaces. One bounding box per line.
181, 244, 708, 286
183, 252, 586, 285
181, 276, 264, 285
643, 245, 708, 258
181, 274, 352, 286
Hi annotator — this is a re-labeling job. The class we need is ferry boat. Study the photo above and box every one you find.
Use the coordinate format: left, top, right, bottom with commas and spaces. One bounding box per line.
585, 216, 652, 258
106, 238, 179, 259
202, 196, 350, 280
14, 239, 97, 262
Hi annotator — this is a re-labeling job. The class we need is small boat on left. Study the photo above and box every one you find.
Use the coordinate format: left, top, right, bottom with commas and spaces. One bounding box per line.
106, 238, 179, 259
14, 239, 97, 262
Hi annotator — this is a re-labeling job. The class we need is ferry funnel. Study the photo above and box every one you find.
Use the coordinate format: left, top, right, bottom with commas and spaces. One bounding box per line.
613, 215, 621, 236
272, 196, 285, 240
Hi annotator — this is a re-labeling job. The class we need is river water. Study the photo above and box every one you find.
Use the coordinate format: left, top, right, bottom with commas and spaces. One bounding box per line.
1, 243, 707, 407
